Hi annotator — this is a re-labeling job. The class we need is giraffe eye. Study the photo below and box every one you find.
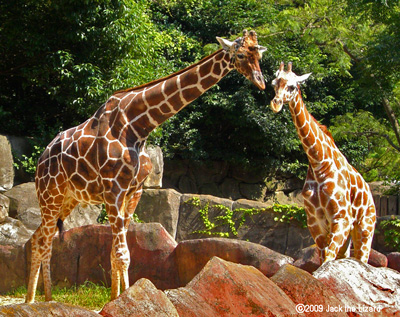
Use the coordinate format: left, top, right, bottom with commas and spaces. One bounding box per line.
287, 85, 296, 92
236, 53, 245, 59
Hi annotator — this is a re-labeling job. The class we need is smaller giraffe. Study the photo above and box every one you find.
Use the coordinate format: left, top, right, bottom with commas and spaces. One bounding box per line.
270, 62, 376, 264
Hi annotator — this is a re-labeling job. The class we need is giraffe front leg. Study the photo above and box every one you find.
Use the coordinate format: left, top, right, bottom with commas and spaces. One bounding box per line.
110, 229, 130, 299
118, 188, 143, 292
108, 207, 131, 300
352, 205, 376, 263
324, 215, 351, 263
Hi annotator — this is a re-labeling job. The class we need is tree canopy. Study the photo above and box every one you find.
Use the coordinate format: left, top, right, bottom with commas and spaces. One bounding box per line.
1, 0, 399, 185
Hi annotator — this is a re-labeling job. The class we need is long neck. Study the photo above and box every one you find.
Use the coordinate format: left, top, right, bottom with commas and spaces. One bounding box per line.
115, 49, 233, 139
289, 93, 333, 170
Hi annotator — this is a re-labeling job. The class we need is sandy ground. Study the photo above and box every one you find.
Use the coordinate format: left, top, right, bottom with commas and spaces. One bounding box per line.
0, 296, 25, 306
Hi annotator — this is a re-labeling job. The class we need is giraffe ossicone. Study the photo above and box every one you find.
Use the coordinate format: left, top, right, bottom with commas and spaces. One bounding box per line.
270, 62, 376, 265
26, 30, 267, 303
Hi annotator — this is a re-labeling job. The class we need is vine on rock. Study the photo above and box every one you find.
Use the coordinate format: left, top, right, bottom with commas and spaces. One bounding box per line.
185, 197, 308, 238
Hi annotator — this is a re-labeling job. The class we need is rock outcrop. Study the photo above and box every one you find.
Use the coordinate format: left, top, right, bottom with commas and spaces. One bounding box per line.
100, 278, 178, 317
0, 136, 14, 192
313, 258, 400, 316
26, 223, 179, 291
175, 237, 293, 285
271, 264, 347, 317
0, 223, 399, 316
166, 256, 300, 316
387, 252, 400, 273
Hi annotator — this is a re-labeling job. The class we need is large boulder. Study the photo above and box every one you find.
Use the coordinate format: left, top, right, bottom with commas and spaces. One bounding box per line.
4, 182, 38, 220
232, 198, 313, 257
135, 189, 181, 239
100, 278, 178, 317
0, 244, 26, 293
313, 258, 400, 316
0, 217, 32, 246
387, 252, 400, 273
0, 194, 9, 223
26, 223, 179, 291
0, 301, 99, 316
166, 256, 300, 316
271, 264, 346, 317
175, 194, 313, 257
0, 135, 14, 192
175, 237, 293, 286
175, 194, 234, 242
293, 245, 321, 273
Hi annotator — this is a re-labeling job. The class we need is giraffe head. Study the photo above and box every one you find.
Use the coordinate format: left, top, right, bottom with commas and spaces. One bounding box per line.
217, 30, 267, 90
270, 62, 311, 113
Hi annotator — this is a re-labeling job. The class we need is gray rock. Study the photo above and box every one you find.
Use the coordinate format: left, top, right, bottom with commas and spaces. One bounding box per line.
136, 189, 181, 239
0, 135, 14, 192
176, 194, 233, 242
144, 145, 164, 189
0, 194, 9, 223
4, 182, 38, 219
233, 199, 313, 257
64, 204, 102, 231
0, 217, 32, 246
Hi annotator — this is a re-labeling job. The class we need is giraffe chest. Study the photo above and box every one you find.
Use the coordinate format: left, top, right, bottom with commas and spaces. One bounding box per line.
302, 167, 352, 216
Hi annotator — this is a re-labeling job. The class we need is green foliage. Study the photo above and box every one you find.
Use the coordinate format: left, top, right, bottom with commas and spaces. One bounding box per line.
0, 0, 175, 137
1, 0, 400, 185
6, 282, 110, 311
13, 145, 45, 176
272, 203, 308, 228
97, 204, 142, 224
379, 216, 400, 252
186, 197, 266, 237
330, 110, 400, 182
185, 197, 306, 238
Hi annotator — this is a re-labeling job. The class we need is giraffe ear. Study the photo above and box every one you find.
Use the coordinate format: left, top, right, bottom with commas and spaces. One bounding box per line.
296, 73, 312, 84
257, 45, 267, 56
216, 37, 235, 51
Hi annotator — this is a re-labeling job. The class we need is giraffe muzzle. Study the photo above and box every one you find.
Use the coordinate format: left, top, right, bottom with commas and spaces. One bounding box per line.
252, 71, 266, 90
270, 98, 283, 113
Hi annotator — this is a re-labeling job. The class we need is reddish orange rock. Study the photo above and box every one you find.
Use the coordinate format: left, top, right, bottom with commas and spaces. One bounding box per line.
100, 278, 178, 317
166, 256, 300, 316
271, 264, 346, 317
175, 237, 293, 286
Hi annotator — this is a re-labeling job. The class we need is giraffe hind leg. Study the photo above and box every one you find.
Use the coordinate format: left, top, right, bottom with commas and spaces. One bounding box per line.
26, 227, 43, 303
336, 234, 351, 259
26, 217, 59, 302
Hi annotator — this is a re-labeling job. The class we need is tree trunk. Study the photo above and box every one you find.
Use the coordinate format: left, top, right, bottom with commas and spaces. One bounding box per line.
382, 97, 400, 150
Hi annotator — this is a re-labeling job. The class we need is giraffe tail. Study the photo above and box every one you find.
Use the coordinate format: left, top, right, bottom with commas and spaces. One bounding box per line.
57, 218, 64, 242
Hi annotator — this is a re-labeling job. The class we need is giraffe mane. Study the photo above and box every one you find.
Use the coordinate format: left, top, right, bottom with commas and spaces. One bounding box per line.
298, 90, 334, 141
310, 114, 334, 141
113, 49, 224, 94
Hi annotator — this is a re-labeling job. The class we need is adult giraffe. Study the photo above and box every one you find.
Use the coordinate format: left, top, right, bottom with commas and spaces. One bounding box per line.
26, 30, 267, 303
270, 62, 376, 265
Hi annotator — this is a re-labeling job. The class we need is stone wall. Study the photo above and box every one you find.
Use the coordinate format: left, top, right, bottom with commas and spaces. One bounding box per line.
135, 189, 314, 257
162, 159, 305, 203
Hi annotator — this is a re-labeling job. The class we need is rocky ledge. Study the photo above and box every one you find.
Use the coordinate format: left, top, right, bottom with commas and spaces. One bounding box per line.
0, 223, 399, 316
